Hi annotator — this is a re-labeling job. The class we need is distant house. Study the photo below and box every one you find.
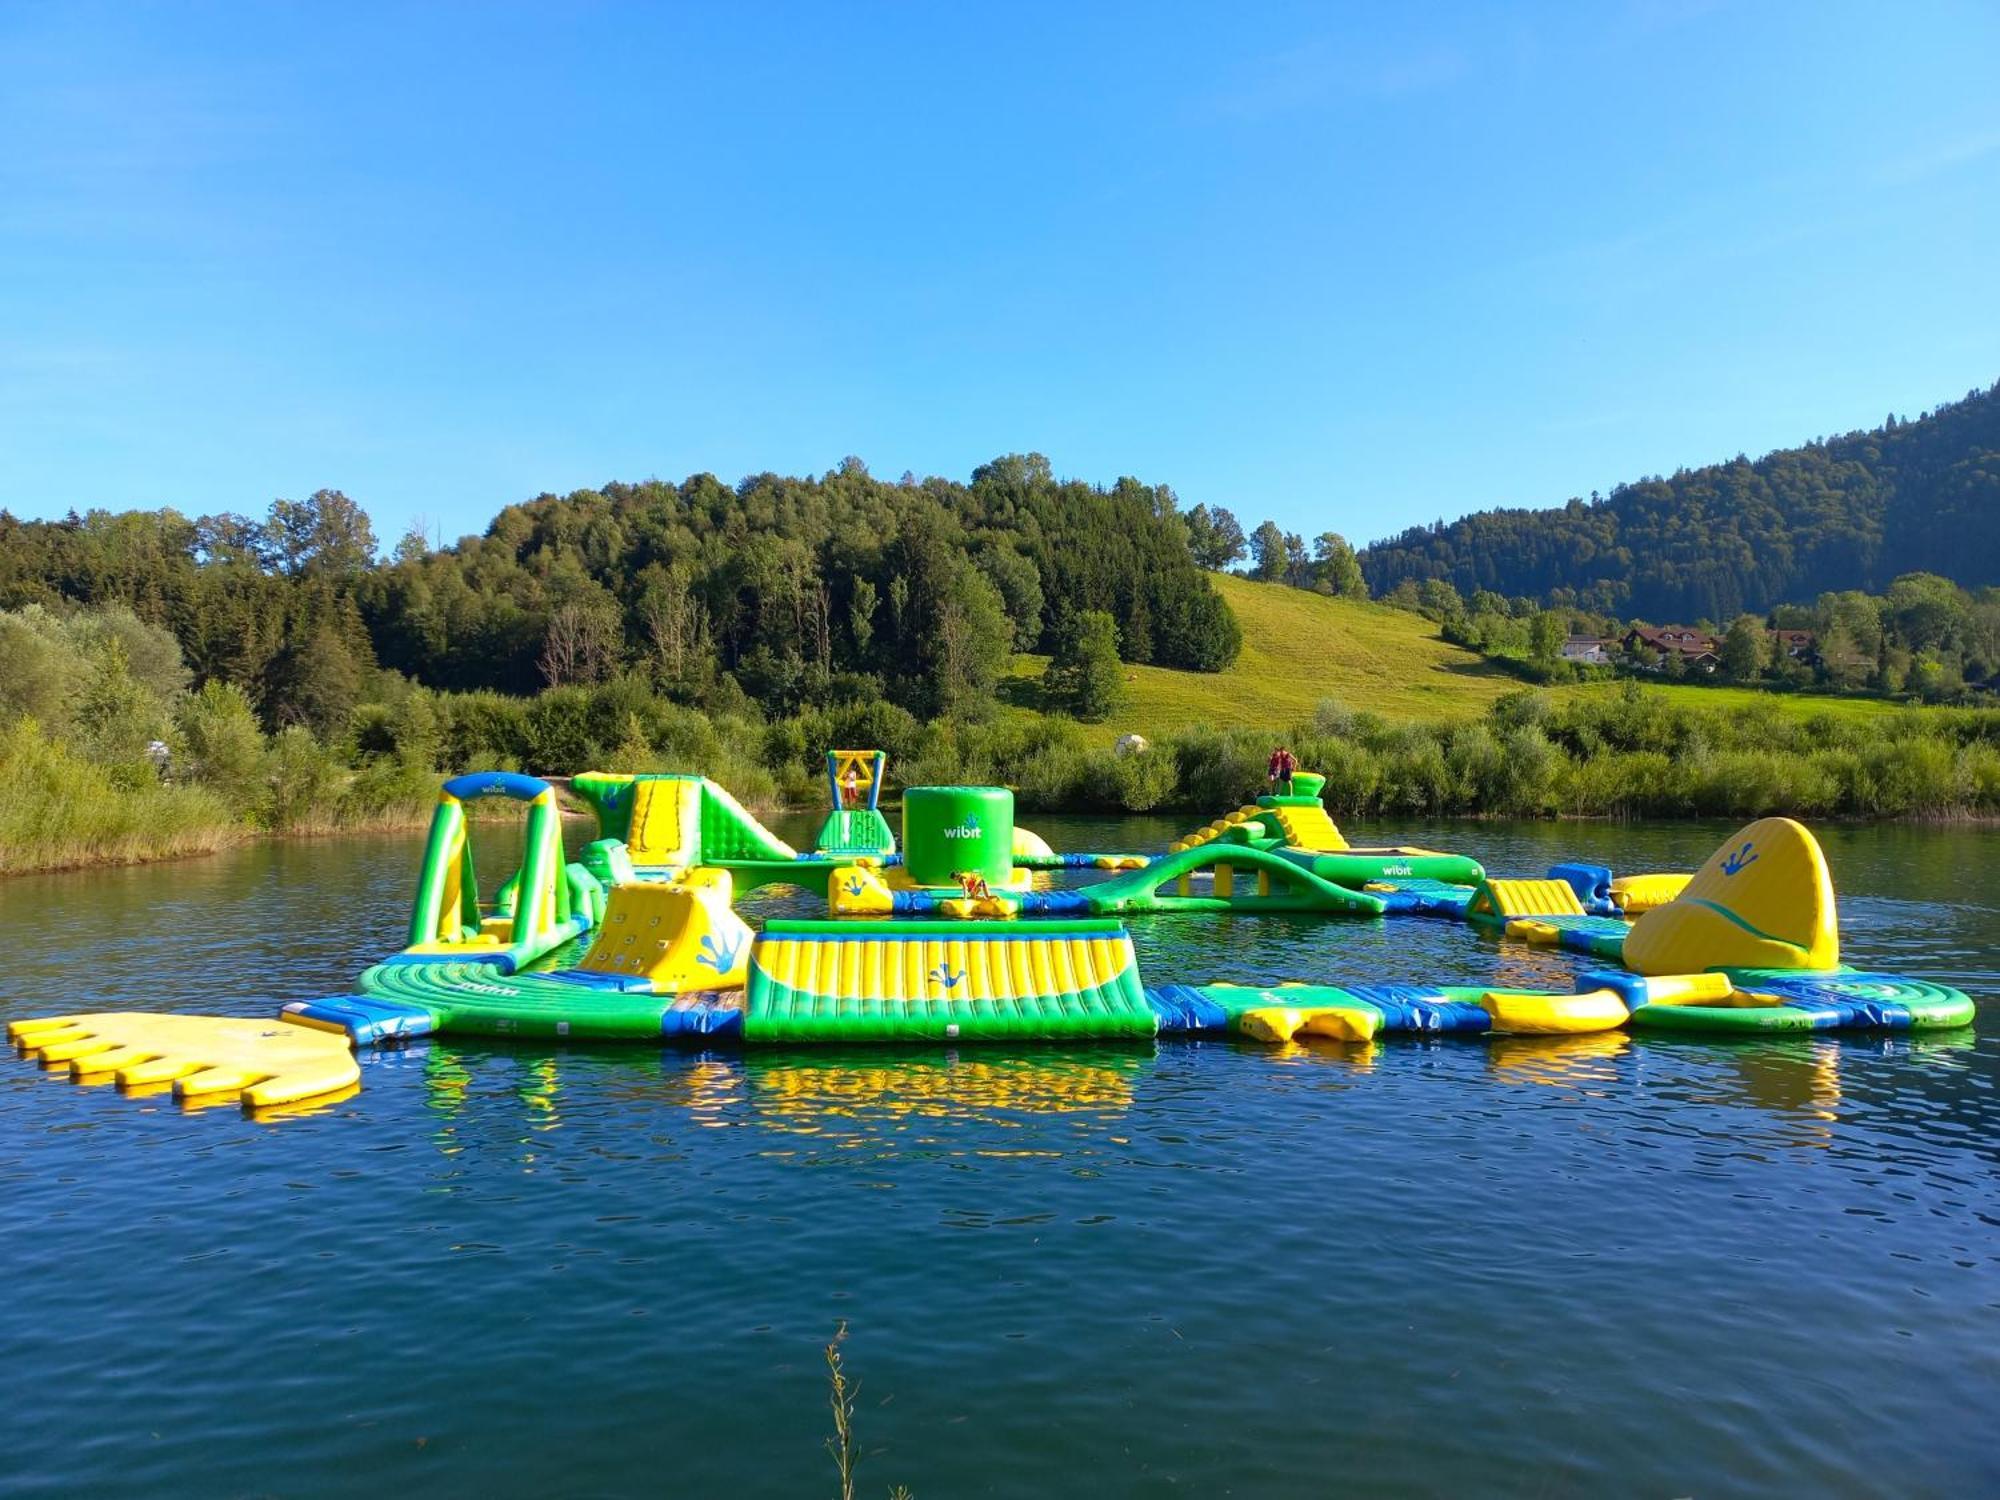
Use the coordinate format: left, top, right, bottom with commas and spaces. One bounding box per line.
1767, 628, 1816, 660
1622, 625, 1721, 673
1560, 636, 1614, 665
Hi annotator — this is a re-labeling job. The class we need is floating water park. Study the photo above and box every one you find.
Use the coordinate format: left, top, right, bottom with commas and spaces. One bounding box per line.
10, 749, 1976, 1109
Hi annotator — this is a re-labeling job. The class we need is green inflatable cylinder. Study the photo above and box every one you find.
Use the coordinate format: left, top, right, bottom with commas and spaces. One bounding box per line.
1290, 771, 1326, 799
903, 785, 1014, 887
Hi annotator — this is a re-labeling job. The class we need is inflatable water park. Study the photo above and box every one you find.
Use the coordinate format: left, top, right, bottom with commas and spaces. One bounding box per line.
10, 749, 1976, 1110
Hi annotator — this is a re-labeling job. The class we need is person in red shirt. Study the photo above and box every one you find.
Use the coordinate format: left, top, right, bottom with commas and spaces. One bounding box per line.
1268, 745, 1298, 796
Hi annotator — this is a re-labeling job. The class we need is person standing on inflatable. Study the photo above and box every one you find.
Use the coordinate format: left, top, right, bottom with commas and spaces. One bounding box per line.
1268, 745, 1298, 796
840, 761, 863, 808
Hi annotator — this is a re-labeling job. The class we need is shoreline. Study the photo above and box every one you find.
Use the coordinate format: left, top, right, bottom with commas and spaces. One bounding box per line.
7, 802, 1996, 878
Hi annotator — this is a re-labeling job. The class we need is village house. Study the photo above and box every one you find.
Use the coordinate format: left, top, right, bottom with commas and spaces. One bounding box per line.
1560, 636, 1615, 665
1622, 625, 1721, 672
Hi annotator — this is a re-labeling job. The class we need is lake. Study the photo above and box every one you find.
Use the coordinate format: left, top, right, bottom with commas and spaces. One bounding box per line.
2, 815, 1995, 1497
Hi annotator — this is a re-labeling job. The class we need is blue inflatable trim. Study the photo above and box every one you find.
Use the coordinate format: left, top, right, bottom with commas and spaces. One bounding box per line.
282, 994, 437, 1044
1146, 984, 1232, 1034
546, 971, 659, 993
659, 995, 744, 1038
1343, 985, 1492, 1033
1370, 879, 1476, 917
1549, 862, 1615, 914
1752, 974, 1915, 1030
443, 770, 552, 802
1578, 969, 1647, 1010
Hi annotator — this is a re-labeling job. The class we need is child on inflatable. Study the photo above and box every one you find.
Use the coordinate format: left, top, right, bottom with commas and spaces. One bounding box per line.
1268, 745, 1298, 797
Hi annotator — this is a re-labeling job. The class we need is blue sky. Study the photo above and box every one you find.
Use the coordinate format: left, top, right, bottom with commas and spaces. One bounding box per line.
4, 1, 1997, 551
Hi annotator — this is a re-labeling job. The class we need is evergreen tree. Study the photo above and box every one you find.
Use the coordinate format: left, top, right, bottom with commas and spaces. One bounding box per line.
1249, 520, 1288, 582
1043, 609, 1126, 722
1359, 382, 2000, 617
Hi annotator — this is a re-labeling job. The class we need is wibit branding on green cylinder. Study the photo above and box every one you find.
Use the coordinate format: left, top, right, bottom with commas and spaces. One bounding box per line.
941, 817, 983, 840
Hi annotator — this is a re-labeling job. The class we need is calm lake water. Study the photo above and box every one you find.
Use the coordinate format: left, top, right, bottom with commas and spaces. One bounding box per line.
2, 815, 1995, 1497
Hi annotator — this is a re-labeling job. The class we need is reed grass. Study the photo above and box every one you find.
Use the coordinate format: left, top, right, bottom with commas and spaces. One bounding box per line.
0, 719, 246, 873
823, 1322, 913, 1500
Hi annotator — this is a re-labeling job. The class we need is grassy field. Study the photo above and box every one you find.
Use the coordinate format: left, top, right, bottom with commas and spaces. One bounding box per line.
1004, 573, 1904, 743
1563, 680, 1899, 722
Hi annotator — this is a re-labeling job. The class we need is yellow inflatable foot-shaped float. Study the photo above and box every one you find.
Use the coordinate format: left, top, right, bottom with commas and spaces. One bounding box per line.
9, 1013, 360, 1108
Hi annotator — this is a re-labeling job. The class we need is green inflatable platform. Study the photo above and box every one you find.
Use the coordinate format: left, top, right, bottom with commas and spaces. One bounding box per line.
744, 919, 1157, 1043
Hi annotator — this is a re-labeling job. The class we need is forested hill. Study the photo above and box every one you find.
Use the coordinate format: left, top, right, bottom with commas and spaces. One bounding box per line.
0, 455, 1240, 725
1360, 381, 2000, 621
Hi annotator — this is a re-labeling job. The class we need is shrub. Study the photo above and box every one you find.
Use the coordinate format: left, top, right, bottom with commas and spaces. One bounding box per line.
262, 725, 341, 831
1171, 728, 1266, 809
175, 681, 266, 812
440, 691, 529, 770
1081, 745, 1178, 811
0, 717, 238, 870
521, 686, 600, 772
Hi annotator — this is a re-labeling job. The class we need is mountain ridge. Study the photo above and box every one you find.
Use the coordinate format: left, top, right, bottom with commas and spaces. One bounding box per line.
1359, 381, 2000, 620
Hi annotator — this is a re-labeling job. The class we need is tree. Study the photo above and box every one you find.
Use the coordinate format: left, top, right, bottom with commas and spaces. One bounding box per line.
539, 603, 621, 688
1312, 532, 1366, 598
1527, 609, 1565, 666
846, 576, 878, 659
175, 679, 266, 804
640, 570, 710, 686
1884, 572, 1965, 653
1720, 616, 1767, 681
1418, 578, 1466, 624
1283, 532, 1311, 587
977, 544, 1045, 650
1249, 520, 1288, 582
264, 622, 361, 734
1043, 609, 1126, 722
929, 563, 1011, 715
265, 490, 377, 577
1183, 504, 1247, 570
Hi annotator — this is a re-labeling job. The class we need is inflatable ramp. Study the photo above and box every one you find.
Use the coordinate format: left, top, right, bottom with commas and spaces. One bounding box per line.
577, 870, 751, 988
571, 772, 800, 870
745, 919, 1157, 1043
1264, 798, 1348, 852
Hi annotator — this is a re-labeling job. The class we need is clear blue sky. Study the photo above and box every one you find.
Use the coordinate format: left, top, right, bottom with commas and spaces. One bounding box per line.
4, 1, 1997, 551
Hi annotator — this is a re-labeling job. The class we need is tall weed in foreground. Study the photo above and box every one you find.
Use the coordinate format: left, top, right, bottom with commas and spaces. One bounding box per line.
823, 1322, 912, 1500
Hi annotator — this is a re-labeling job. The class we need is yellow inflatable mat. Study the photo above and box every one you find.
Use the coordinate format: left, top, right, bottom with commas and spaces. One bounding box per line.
9, 1013, 359, 1108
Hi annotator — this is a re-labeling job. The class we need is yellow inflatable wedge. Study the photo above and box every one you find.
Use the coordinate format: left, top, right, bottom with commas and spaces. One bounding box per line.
9, 1013, 360, 1107
1478, 989, 1629, 1035
577, 869, 752, 990
1609, 872, 1692, 914
1622, 816, 1839, 976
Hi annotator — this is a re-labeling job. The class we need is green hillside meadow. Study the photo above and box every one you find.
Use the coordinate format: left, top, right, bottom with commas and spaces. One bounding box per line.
1008, 573, 1901, 745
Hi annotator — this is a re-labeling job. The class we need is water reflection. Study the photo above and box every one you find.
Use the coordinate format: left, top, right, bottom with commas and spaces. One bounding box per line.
406, 1042, 1153, 1164
1485, 1029, 1631, 1085
741, 1046, 1146, 1131
395, 1023, 1990, 1164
